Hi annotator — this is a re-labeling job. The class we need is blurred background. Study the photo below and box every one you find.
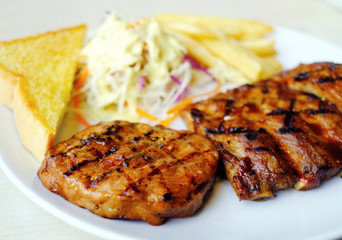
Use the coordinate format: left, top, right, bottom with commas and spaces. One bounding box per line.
0, 0, 341, 239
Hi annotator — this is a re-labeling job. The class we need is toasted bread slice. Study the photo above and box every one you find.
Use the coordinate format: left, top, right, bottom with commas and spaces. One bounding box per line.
0, 25, 87, 162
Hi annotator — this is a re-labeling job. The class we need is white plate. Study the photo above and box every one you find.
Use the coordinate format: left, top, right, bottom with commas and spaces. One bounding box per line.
1, 10, 342, 240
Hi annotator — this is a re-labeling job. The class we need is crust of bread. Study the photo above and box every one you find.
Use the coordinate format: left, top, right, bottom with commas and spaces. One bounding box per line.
0, 65, 22, 108
13, 81, 55, 160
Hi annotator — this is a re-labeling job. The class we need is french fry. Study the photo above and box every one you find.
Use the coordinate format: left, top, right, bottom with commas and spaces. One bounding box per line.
200, 38, 263, 81
162, 23, 220, 40
259, 56, 282, 79
171, 32, 220, 68
171, 32, 249, 84
240, 39, 276, 56
155, 13, 273, 39
162, 23, 241, 40
157, 13, 281, 84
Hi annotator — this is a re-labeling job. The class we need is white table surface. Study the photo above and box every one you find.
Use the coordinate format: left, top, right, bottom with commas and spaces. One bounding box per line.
1, 0, 342, 239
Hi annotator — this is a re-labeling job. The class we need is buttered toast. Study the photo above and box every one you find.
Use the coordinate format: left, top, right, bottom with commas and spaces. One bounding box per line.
0, 25, 87, 162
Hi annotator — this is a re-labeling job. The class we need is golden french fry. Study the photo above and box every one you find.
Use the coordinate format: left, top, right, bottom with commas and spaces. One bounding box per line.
161, 23, 241, 39
200, 38, 263, 81
240, 39, 276, 56
157, 13, 281, 83
155, 13, 273, 38
170, 32, 220, 67
259, 56, 282, 79
169, 32, 249, 84
162, 23, 218, 40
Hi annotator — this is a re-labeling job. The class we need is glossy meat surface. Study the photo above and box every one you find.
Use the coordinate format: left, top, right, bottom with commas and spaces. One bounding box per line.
38, 121, 219, 225
273, 62, 342, 111
181, 63, 342, 200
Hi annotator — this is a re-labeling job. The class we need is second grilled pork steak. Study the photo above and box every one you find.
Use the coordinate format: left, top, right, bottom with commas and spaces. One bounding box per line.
38, 121, 219, 225
181, 72, 342, 200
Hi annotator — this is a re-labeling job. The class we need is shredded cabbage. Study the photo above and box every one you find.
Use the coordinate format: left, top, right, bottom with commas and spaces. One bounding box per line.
80, 12, 198, 122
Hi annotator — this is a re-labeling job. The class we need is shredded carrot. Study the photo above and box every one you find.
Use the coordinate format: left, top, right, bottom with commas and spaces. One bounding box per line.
160, 114, 178, 127
76, 113, 91, 127
127, 21, 142, 30
75, 67, 89, 93
190, 80, 222, 100
136, 108, 160, 122
73, 66, 91, 127
127, 24, 135, 29
166, 97, 193, 115
167, 80, 222, 115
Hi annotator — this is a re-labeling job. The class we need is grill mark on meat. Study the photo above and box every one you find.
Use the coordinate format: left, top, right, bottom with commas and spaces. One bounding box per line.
318, 77, 336, 84
268, 98, 334, 116
148, 167, 161, 176
182, 150, 212, 163
289, 97, 296, 110
206, 123, 267, 141
152, 132, 189, 163
103, 146, 117, 157
132, 137, 140, 143
253, 146, 270, 152
144, 130, 154, 136
207, 99, 235, 116
205, 126, 249, 134
294, 72, 308, 82
237, 157, 260, 193
293, 63, 342, 84
244, 84, 257, 88
123, 180, 141, 194
213, 98, 235, 116
303, 108, 335, 115
262, 86, 269, 94
162, 192, 172, 201
268, 98, 302, 134
244, 131, 258, 141
55, 136, 107, 157
191, 108, 204, 119
63, 146, 119, 177
194, 182, 207, 194
105, 124, 122, 140
278, 127, 302, 134
82, 136, 106, 145
89, 170, 113, 188
268, 108, 294, 116
56, 126, 123, 158
224, 100, 235, 116
63, 160, 93, 177
329, 63, 341, 82
301, 92, 320, 99
122, 153, 155, 167
244, 128, 267, 141
292, 68, 329, 82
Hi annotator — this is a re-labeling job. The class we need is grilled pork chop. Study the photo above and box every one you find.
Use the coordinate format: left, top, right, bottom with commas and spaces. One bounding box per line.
181, 63, 342, 200
38, 121, 219, 225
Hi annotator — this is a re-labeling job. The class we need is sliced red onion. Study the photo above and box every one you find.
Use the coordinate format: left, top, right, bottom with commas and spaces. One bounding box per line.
139, 76, 146, 90
171, 75, 190, 93
183, 55, 217, 81
176, 92, 184, 102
